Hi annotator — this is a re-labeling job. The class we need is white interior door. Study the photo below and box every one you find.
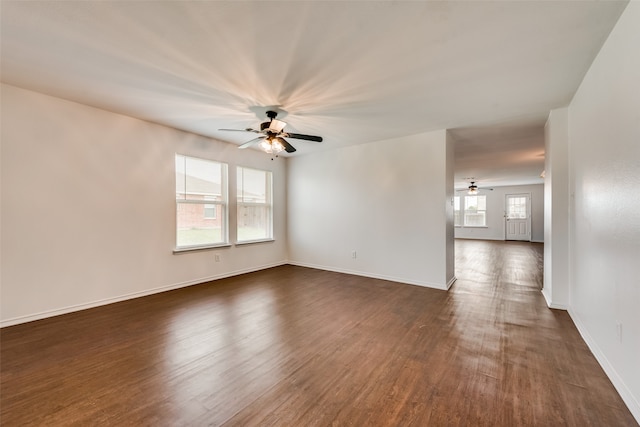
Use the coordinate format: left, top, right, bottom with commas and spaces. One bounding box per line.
505, 194, 531, 241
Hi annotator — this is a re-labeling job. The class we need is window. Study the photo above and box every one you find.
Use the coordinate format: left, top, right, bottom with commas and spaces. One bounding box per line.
203, 205, 216, 219
455, 195, 487, 227
175, 154, 228, 249
237, 167, 272, 242
507, 196, 527, 219
203, 196, 217, 219
463, 195, 487, 227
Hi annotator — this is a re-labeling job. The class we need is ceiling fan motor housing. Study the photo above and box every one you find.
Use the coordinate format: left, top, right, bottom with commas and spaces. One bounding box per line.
265, 110, 278, 120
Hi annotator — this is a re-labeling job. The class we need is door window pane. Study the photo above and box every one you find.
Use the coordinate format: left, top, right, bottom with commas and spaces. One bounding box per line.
507, 196, 527, 219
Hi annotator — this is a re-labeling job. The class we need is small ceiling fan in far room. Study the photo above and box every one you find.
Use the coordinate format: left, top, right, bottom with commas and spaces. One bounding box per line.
219, 110, 323, 158
457, 181, 494, 195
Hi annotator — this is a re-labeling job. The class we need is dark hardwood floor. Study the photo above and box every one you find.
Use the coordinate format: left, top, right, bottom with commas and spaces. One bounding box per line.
1, 240, 637, 426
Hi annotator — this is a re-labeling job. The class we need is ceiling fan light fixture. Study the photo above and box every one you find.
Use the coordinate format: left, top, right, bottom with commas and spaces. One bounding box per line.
272, 138, 285, 152
220, 109, 322, 156
260, 137, 285, 155
467, 181, 479, 195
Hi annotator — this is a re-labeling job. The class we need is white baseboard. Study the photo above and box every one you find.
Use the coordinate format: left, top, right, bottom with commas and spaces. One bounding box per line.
2, 260, 447, 327
0, 261, 287, 328
287, 261, 450, 291
568, 307, 640, 424
454, 236, 504, 241
446, 276, 457, 290
541, 288, 568, 310
541, 288, 552, 306
455, 237, 544, 244
548, 302, 568, 310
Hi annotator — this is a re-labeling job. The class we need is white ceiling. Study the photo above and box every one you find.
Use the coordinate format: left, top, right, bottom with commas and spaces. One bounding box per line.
0, 1, 628, 188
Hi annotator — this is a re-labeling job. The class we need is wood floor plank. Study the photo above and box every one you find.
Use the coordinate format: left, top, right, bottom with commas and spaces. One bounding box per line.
1, 240, 637, 426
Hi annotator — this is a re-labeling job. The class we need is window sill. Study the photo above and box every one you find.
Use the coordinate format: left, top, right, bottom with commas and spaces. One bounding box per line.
235, 238, 275, 246
173, 243, 232, 254
456, 226, 489, 229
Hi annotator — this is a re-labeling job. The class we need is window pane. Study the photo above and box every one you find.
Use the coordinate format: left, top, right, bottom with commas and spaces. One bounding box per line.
477, 196, 486, 211
464, 195, 486, 227
237, 166, 272, 242
237, 204, 270, 241
507, 196, 527, 219
176, 154, 222, 200
175, 154, 227, 248
177, 203, 224, 246
454, 196, 461, 226
465, 212, 486, 227
465, 196, 478, 212
237, 167, 267, 203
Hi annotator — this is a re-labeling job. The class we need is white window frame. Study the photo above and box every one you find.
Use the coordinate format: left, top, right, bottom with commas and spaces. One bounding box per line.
236, 166, 273, 244
455, 195, 487, 227
175, 154, 229, 252
463, 195, 487, 227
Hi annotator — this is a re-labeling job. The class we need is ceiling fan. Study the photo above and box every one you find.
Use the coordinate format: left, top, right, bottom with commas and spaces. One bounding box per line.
457, 181, 494, 195
219, 110, 323, 156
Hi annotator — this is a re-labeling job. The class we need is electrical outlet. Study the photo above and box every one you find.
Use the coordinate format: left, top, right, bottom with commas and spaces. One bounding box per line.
351, 251, 357, 259
214, 253, 221, 262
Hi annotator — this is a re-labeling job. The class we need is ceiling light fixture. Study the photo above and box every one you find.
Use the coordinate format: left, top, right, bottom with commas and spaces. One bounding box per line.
220, 109, 323, 157
260, 136, 285, 155
468, 182, 479, 195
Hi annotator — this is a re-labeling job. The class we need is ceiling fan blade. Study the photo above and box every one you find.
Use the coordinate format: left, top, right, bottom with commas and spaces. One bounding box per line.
276, 137, 296, 153
238, 136, 265, 149
284, 133, 323, 142
219, 128, 260, 133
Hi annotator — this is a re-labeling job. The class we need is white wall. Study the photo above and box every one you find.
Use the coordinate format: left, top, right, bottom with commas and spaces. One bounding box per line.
567, 2, 640, 420
287, 130, 455, 289
542, 107, 570, 309
454, 184, 544, 242
1, 84, 288, 326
